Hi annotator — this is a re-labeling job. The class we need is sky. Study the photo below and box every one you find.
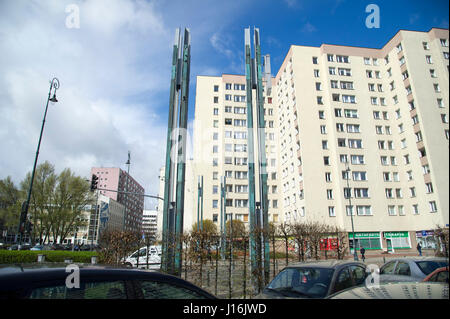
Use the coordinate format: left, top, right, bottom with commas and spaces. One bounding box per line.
0, 0, 448, 210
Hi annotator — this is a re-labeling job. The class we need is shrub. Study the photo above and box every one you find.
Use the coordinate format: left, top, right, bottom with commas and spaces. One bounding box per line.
0, 250, 98, 264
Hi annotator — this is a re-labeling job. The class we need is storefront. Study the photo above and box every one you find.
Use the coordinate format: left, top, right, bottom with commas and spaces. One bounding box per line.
416, 230, 437, 250
383, 231, 411, 252
349, 232, 382, 253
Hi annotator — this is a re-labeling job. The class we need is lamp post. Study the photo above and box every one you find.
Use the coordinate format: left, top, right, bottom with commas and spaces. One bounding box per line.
17, 78, 60, 246
345, 162, 358, 261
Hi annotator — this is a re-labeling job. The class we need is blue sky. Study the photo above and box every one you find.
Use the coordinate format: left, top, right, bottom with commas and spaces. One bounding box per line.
0, 0, 448, 209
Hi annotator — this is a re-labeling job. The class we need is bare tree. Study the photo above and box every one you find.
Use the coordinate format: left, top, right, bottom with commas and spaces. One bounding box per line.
278, 222, 292, 266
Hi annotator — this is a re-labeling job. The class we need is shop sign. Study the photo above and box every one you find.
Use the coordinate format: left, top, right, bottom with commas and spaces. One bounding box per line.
416, 230, 434, 237
348, 232, 380, 239
384, 231, 408, 238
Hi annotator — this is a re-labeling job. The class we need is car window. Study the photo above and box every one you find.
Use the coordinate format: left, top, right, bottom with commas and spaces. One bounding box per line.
138, 280, 208, 299
334, 268, 353, 293
350, 265, 366, 285
428, 272, 439, 282
436, 271, 449, 283
395, 262, 411, 276
29, 281, 126, 299
416, 261, 448, 275
380, 261, 396, 274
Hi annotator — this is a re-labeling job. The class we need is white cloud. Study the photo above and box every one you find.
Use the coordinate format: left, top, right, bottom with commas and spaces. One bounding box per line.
301, 22, 317, 33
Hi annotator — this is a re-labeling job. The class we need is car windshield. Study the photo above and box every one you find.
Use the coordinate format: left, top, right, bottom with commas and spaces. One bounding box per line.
415, 261, 449, 275
267, 267, 334, 298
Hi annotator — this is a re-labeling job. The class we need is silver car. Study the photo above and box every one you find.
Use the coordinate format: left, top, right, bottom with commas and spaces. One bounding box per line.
379, 257, 448, 283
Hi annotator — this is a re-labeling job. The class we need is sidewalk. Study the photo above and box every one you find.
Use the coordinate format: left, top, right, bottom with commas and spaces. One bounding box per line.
344, 250, 436, 266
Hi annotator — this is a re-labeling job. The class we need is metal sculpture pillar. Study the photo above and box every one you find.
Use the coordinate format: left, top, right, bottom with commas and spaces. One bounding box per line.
162, 28, 191, 276
245, 27, 271, 292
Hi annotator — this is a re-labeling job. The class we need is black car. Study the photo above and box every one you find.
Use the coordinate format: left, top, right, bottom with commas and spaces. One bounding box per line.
256, 260, 369, 299
0, 264, 217, 299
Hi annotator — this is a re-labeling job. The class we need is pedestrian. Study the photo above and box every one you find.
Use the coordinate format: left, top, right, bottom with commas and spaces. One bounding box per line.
360, 247, 366, 262
417, 243, 422, 256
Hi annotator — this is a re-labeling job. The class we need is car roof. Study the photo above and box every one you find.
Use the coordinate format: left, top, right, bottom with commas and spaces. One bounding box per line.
384, 257, 449, 263
282, 260, 365, 269
0, 264, 217, 298
328, 282, 449, 299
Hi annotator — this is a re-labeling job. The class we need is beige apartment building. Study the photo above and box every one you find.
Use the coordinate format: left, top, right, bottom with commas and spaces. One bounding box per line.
191, 74, 281, 229
179, 28, 449, 253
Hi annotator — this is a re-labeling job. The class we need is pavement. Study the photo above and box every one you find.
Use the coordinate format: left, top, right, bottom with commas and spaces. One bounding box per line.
343, 249, 437, 267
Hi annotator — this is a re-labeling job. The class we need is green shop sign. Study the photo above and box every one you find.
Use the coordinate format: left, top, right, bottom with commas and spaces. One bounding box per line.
384, 231, 409, 238
348, 232, 380, 239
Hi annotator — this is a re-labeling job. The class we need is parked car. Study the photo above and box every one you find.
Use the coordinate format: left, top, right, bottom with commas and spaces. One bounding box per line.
0, 264, 217, 299
379, 257, 448, 283
328, 282, 449, 299
123, 246, 161, 269
30, 244, 53, 251
423, 266, 449, 283
255, 260, 368, 299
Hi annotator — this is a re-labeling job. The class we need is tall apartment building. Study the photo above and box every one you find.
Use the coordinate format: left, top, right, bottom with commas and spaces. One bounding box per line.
189, 28, 448, 253
192, 74, 281, 231
91, 167, 145, 233
274, 28, 448, 251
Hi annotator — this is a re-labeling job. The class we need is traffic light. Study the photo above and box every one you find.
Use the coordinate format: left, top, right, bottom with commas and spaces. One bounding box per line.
90, 174, 98, 192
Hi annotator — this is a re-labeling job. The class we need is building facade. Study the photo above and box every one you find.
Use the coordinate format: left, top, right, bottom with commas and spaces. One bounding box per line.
189, 28, 448, 253
91, 167, 145, 233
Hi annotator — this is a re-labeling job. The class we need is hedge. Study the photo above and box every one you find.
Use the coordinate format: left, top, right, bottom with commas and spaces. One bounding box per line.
0, 250, 102, 264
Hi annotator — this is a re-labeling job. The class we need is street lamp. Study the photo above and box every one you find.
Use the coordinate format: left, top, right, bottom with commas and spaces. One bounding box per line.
345, 162, 359, 261
17, 78, 60, 246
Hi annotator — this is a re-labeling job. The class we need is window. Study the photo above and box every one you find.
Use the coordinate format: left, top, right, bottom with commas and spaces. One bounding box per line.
426, 182, 434, 193
213, 108, 218, 115
434, 83, 441, 92
351, 155, 364, 165
225, 83, 232, 90
346, 124, 360, 133
444, 52, 449, 60
320, 125, 327, 134
328, 206, 335, 217
314, 69, 320, 77
342, 95, 356, 103
385, 188, 394, 199
388, 205, 396, 215
344, 109, 358, 118
319, 111, 325, 119
212, 200, 218, 208
429, 69, 436, 78
396, 43, 403, 53
357, 206, 372, 216
213, 85, 219, 92
426, 55, 432, 64
329, 67, 336, 75
323, 156, 330, 165
429, 201, 437, 212
333, 269, 353, 293
410, 187, 416, 198
340, 81, 354, 90
366, 70, 373, 78
312, 56, 318, 64
440, 38, 449, 47
317, 96, 323, 104
322, 140, 328, 150
437, 98, 444, 108
336, 55, 349, 63
352, 171, 367, 181
326, 189, 333, 200
423, 42, 429, 50
337, 138, 346, 147
325, 172, 332, 182
364, 57, 371, 65
348, 139, 363, 149
225, 106, 232, 113
327, 54, 334, 62
354, 188, 369, 198
338, 68, 352, 76
225, 94, 232, 101
412, 204, 419, 215
29, 281, 128, 299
